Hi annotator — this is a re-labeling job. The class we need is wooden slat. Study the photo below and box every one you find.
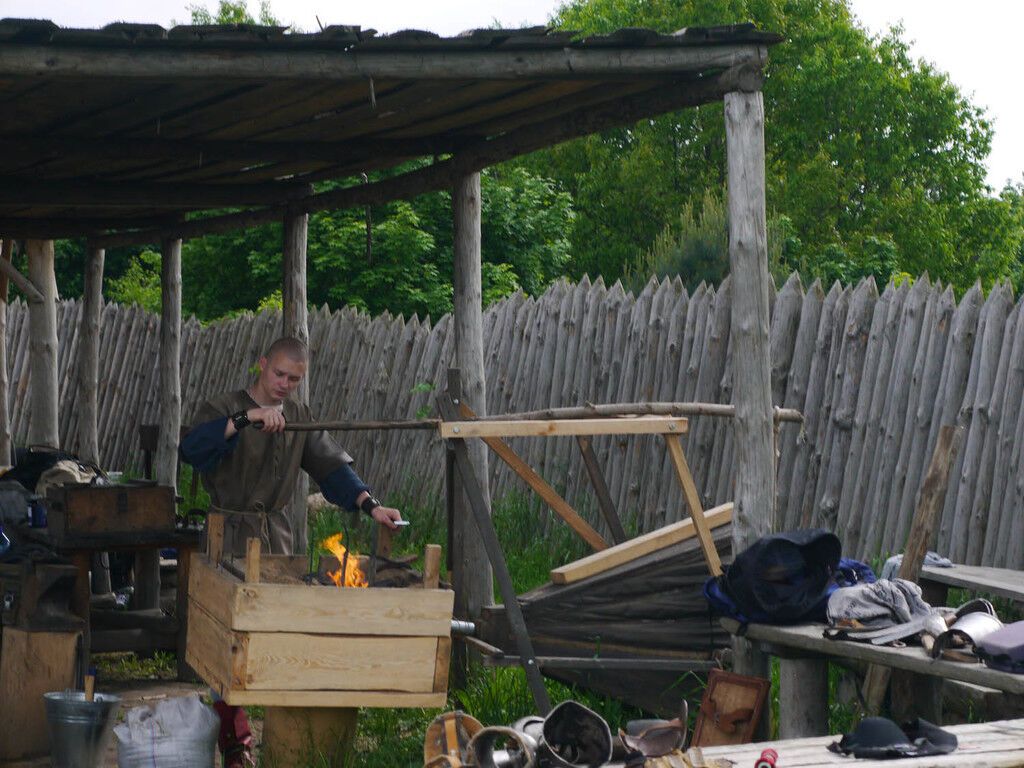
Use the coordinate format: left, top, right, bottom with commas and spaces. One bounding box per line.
664, 434, 723, 576
433, 637, 452, 693
440, 416, 688, 438
244, 633, 438, 692
224, 689, 447, 708
550, 503, 732, 585
919, 564, 1024, 603
185, 597, 242, 698
231, 581, 454, 636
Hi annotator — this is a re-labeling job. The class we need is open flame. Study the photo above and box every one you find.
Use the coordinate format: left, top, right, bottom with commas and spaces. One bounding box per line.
320, 533, 368, 588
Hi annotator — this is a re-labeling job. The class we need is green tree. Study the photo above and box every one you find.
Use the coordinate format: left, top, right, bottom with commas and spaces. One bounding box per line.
524, 0, 1019, 291
106, 249, 163, 312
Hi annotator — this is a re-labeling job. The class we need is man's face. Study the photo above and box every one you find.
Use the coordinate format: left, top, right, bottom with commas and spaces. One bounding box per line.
258, 352, 307, 402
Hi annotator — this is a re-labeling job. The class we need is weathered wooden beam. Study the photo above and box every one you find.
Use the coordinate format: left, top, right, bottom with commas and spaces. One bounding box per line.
664, 434, 723, 576
0, 215, 182, 240
451, 173, 492, 641
724, 88, 773, 698
439, 416, 688, 438
26, 239, 59, 448
137, 236, 182, 612
92, 65, 763, 248
575, 436, 628, 544
0, 180, 312, 208
77, 244, 104, 465
778, 657, 829, 738
0, 135, 465, 165
282, 209, 310, 555
0, 42, 767, 81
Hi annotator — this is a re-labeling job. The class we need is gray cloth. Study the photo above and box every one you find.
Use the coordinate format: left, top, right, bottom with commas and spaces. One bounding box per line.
880, 551, 953, 581
827, 578, 933, 630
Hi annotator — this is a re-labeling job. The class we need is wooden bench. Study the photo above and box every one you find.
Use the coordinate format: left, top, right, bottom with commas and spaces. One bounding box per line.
721, 619, 1024, 739
920, 563, 1024, 606
695, 718, 1024, 768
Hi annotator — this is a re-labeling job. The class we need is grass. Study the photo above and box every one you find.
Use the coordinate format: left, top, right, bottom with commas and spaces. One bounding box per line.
93, 650, 177, 682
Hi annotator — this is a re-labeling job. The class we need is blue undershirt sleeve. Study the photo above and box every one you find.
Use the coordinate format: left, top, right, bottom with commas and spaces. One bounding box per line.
178, 416, 239, 473
319, 463, 371, 513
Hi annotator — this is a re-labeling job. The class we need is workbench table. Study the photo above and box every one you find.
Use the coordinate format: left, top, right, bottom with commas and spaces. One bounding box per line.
697, 718, 1024, 768
721, 619, 1024, 738
14, 525, 203, 679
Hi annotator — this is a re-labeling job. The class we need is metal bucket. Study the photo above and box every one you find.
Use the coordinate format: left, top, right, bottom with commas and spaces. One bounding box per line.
44, 691, 121, 768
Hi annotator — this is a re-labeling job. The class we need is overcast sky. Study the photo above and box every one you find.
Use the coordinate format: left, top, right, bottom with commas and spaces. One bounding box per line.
3, 0, 1021, 191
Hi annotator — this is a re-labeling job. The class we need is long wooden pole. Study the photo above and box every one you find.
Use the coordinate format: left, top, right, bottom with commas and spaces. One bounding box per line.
486, 401, 802, 423
25, 239, 59, 448
724, 90, 773, 695
451, 172, 493, 656
0, 239, 11, 467
136, 237, 182, 612
282, 210, 310, 555
78, 245, 104, 465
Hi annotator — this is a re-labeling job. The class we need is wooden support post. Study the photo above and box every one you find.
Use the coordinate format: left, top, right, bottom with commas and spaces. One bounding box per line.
25, 239, 59, 448
724, 90, 773, 705
77, 244, 104, 465
135, 237, 181, 612
283, 209, 310, 554
438, 393, 551, 715
0, 239, 11, 468
862, 425, 963, 715
424, 544, 442, 589
779, 657, 829, 738
576, 436, 628, 544
245, 538, 262, 583
451, 172, 492, 632
80, 244, 111, 596
175, 545, 193, 680
207, 512, 225, 564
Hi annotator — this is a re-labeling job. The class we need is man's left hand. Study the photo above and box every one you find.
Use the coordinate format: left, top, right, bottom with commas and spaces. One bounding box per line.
371, 505, 403, 530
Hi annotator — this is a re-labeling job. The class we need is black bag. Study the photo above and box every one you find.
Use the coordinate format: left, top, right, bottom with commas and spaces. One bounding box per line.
721, 529, 841, 623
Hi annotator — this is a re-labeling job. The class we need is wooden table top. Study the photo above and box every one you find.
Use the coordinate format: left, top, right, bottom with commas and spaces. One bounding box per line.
920, 563, 1024, 603
698, 718, 1024, 768
721, 619, 1024, 694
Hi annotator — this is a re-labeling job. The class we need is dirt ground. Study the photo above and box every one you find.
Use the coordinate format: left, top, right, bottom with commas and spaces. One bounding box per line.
5, 679, 261, 767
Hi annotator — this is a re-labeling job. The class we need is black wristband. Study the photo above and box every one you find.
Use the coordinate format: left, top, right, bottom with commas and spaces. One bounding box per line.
231, 410, 251, 431
360, 494, 382, 515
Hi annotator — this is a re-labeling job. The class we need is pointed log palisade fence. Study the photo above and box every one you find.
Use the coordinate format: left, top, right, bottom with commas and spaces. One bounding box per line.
4, 272, 1022, 567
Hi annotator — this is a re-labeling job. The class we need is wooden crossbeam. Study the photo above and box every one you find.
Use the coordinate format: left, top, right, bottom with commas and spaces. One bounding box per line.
0, 42, 767, 81
0, 180, 312, 209
439, 416, 688, 439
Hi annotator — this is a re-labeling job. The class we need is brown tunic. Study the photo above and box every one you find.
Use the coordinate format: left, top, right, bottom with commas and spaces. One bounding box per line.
195, 389, 352, 555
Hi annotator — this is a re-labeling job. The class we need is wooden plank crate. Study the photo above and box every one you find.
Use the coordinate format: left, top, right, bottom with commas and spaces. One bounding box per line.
186, 553, 454, 708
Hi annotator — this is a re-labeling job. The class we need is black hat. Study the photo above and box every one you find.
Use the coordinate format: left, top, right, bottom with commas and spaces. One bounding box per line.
829, 717, 957, 759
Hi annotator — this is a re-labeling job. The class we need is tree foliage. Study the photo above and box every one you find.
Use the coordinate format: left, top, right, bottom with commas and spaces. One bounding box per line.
523, 0, 1023, 291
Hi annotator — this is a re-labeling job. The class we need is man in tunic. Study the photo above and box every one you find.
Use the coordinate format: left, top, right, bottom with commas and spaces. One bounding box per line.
179, 335, 401, 766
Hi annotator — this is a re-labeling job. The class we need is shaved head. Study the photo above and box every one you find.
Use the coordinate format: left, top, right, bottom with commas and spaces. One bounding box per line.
265, 336, 308, 363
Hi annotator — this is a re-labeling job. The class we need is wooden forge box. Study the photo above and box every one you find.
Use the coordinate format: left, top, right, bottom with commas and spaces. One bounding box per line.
186, 552, 454, 708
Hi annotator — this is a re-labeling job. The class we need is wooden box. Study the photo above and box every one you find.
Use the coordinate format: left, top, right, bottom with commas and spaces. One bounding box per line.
45, 483, 176, 537
186, 553, 454, 708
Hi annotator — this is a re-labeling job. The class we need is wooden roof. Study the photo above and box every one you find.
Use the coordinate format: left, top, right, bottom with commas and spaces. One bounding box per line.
0, 19, 781, 243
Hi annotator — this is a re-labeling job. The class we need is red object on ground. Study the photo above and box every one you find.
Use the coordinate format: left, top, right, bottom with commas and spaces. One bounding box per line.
755, 748, 778, 768
213, 700, 255, 768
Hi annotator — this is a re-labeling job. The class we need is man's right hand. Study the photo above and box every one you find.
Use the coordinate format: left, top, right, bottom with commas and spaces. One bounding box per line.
248, 407, 286, 433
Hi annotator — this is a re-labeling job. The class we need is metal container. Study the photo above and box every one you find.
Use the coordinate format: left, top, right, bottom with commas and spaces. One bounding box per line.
44, 691, 121, 768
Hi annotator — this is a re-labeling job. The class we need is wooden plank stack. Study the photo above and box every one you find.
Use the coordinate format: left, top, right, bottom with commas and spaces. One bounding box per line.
5, 272, 1024, 566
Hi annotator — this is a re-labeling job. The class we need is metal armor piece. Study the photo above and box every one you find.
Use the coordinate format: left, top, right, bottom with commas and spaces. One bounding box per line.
470, 725, 539, 768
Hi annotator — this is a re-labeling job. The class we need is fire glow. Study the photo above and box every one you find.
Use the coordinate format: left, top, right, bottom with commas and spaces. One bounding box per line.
321, 533, 368, 588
